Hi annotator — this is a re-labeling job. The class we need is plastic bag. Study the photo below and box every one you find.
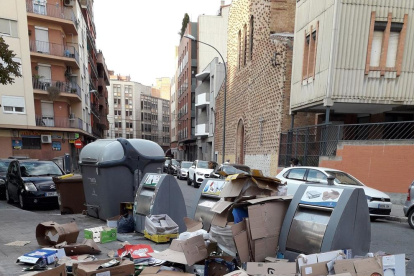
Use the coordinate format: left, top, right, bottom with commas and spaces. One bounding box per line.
209, 225, 236, 256
117, 214, 134, 233
177, 229, 208, 241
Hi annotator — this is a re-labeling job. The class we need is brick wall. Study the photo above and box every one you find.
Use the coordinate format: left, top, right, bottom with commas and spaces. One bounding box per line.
215, 0, 314, 176
319, 142, 414, 193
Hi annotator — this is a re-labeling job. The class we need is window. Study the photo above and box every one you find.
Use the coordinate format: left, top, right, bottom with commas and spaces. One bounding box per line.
115, 122, 121, 128
0, 18, 18, 37
126, 122, 133, 128
250, 16, 254, 60
243, 24, 247, 66
125, 99, 129, 105
302, 23, 318, 81
114, 110, 121, 116
366, 12, 408, 76
306, 170, 327, 184
238, 30, 241, 69
114, 98, 121, 105
287, 168, 307, 181
2, 96, 25, 114
126, 134, 133, 139
22, 138, 41, 150
125, 110, 132, 117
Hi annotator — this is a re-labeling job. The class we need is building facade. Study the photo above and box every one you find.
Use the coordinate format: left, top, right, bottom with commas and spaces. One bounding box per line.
170, 47, 179, 158
154, 77, 171, 101
108, 73, 170, 151
214, 0, 313, 176
177, 23, 198, 161
195, 58, 225, 161
284, 0, 414, 197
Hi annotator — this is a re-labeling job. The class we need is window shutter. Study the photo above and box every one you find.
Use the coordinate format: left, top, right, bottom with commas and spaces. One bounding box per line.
386, 32, 399, 68
2, 96, 25, 108
0, 19, 10, 35
370, 31, 383, 67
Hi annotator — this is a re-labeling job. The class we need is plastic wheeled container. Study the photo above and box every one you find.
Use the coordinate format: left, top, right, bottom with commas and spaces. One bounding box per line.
52, 174, 86, 214
79, 138, 165, 220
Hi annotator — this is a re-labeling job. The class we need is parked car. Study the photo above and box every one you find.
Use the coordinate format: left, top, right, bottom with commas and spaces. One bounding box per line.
188, 160, 218, 188
276, 167, 392, 219
163, 159, 171, 173
168, 159, 181, 175
5, 160, 63, 209
403, 181, 414, 229
209, 163, 251, 179
177, 161, 192, 180
0, 159, 11, 198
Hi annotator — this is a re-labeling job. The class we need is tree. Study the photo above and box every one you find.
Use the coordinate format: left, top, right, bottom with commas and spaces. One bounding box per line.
0, 36, 22, 85
179, 13, 190, 39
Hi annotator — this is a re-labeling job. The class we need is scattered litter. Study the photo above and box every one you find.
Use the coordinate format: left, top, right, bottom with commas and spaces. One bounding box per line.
107, 250, 115, 258
5, 241, 30, 246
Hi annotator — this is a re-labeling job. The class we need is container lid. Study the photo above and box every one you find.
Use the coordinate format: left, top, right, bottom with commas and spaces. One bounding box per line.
79, 139, 165, 164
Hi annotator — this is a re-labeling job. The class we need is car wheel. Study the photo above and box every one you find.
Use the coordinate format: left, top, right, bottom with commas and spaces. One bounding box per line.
370, 217, 378, 222
408, 209, 414, 229
187, 175, 192, 185
193, 175, 199, 188
19, 193, 28, 210
5, 185, 13, 203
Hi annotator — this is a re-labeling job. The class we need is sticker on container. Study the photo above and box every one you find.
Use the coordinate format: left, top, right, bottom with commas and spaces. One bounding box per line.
305, 267, 313, 275
96, 272, 110, 276
300, 186, 344, 207
199, 201, 217, 208
144, 175, 161, 186
202, 180, 226, 196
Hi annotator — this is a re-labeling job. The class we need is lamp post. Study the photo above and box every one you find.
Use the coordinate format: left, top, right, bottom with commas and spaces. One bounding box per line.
183, 34, 227, 163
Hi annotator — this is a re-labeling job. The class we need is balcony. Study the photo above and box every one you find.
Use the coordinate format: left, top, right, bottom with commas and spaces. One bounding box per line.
26, 0, 78, 34
32, 77, 81, 101
195, 92, 210, 107
29, 40, 79, 67
35, 115, 83, 130
91, 104, 100, 119
89, 55, 98, 79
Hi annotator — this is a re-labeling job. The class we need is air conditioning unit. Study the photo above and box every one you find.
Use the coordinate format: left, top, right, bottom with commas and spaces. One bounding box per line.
41, 135, 52, 144
63, 0, 74, 7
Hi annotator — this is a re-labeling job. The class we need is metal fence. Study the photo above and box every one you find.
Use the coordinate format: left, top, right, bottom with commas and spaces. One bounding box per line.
279, 121, 414, 167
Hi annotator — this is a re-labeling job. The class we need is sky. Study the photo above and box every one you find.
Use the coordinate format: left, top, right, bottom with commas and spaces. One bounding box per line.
94, 0, 230, 87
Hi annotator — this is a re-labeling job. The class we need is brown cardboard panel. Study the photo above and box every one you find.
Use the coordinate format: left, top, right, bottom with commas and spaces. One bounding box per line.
245, 196, 292, 204
183, 217, 203, 232
73, 258, 135, 276
232, 221, 250, 263
220, 178, 246, 198
211, 210, 230, 227
223, 270, 249, 276
22, 265, 67, 276
36, 221, 79, 246
60, 239, 101, 256
264, 257, 288, 263
245, 218, 254, 259
334, 259, 356, 276
245, 262, 296, 276
141, 266, 195, 276
300, 262, 329, 276
248, 202, 288, 240
252, 236, 279, 262
353, 258, 383, 276
211, 200, 233, 214
332, 274, 352, 276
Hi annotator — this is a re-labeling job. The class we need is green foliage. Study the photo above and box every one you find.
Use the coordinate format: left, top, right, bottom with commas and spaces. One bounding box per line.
180, 13, 190, 38
0, 36, 22, 85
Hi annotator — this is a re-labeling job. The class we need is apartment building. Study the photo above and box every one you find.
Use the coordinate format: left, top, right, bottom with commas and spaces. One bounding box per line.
108, 73, 170, 151
194, 3, 229, 161
154, 77, 171, 101
283, 0, 414, 196
170, 47, 179, 158
176, 22, 198, 161
0, 0, 109, 163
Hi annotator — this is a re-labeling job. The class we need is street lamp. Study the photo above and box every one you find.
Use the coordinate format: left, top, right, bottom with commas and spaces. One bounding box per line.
183, 34, 227, 164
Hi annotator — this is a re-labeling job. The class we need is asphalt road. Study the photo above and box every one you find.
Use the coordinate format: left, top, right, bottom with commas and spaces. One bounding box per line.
0, 176, 412, 275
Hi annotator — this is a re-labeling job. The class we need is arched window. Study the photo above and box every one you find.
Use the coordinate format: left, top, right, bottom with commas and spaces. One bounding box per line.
250, 16, 254, 60
238, 30, 242, 69
244, 24, 247, 66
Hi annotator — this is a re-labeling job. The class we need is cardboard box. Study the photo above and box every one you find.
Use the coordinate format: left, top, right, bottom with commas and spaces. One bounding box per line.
245, 262, 296, 276
150, 235, 208, 266
21, 264, 67, 276
73, 258, 135, 276
58, 255, 96, 273
17, 248, 66, 265
353, 258, 383, 276
36, 221, 79, 246
205, 256, 237, 276
334, 259, 356, 276
223, 271, 249, 276
300, 261, 329, 276
107, 215, 121, 228
117, 244, 154, 259
231, 221, 250, 263
297, 250, 346, 272
381, 254, 406, 276
58, 239, 101, 256
84, 226, 116, 244
140, 266, 194, 276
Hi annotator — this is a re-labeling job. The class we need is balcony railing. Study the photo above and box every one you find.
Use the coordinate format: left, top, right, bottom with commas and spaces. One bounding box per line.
279, 121, 414, 167
91, 104, 100, 118
29, 40, 79, 65
26, 0, 77, 27
195, 123, 209, 136
35, 115, 83, 129
32, 77, 81, 98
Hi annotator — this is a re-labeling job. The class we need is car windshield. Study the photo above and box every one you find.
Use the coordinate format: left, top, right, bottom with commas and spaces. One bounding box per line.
223, 166, 250, 175
181, 162, 192, 169
165, 160, 171, 165
20, 162, 63, 177
0, 161, 10, 174
172, 160, 180, 166
326, 171, 362, 186
198, 161, 210, 169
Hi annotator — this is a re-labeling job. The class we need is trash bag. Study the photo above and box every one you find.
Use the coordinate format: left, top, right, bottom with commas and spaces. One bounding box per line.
117, 214, 134, 233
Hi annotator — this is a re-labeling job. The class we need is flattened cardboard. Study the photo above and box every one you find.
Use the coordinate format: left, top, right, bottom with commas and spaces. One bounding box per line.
252, 236, 279, 262
17, 248, 66, 265
245, 218, 254, 258
231, 221, 250, 263
141, 266, 195, 276
248, 201, 289, 240
332, 274, 352, 276
334, 259, 356, 276
353, 258, 383, 276
223, 270, 249, 276
60, 239, 101, 256
183, 217, 203, 232
36, 221, 79, 246
211, 200, 233, 214
150, 235, 208, 266
21, 264, 67, 276
265, 257, 288, 263
245, 262, 296, 276
297, 250, 344, 271
72, 258, 134, 276
211, 211, 231, 227
220, 178, 246, 198
300, 261, 329, 276
245, 196, 293, 204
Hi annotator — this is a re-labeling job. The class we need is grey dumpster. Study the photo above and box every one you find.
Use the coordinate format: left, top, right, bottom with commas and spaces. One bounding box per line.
79, 138, 165, 220
188, 178, 226, 231
134, 173, 187, 233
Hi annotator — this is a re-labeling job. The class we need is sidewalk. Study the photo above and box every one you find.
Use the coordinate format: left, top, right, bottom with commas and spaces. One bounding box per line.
384, 204, 408, 223
0, 201, 169, 276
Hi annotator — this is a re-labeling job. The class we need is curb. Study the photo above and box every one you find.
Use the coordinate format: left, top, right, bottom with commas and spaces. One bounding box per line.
383, 216, 408, 223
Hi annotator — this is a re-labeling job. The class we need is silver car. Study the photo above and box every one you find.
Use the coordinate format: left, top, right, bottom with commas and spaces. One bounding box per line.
403, 181, 414, 229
